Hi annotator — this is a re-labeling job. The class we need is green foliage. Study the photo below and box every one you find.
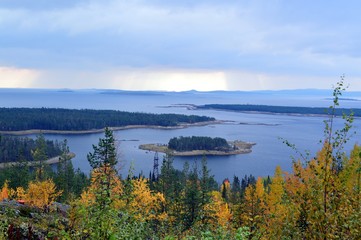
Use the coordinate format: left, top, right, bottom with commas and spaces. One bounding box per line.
0, 160, 32, 189
87, 127, 118, 169
73, 128, 122, 239
323, 77, 355, 171
235, 227, 251, 240
54, 140, 89, 202
182, 162, 202, 229
168, 136, 231, 152
0, 108, 215, 131
199, 102, 361, 116
0, 134, 63, 163
0, 213, 9, 239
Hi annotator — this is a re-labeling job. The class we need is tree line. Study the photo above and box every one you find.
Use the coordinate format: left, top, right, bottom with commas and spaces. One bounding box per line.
0, 134, 63, 163
198, 103, 361, 116
0, 108, 215, 131
0, 135, 88, 200
168, 136, 231, 152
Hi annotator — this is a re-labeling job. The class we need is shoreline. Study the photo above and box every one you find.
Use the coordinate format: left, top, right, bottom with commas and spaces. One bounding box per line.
168, 104, 361, 118
0, 153, 75, 169
139, 141, 256, 156
0, 120, 223, 136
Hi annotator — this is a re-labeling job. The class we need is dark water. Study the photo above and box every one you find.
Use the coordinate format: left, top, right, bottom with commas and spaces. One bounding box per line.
1, 89, 360, 182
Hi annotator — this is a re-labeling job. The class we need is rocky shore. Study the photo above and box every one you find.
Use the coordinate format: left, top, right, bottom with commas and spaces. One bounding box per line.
139, 140, 255, 156
0, 120, 222, 136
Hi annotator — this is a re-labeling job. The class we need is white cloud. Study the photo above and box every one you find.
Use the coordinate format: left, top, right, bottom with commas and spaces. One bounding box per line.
0, 66, 40, 88
29, 67, 228, 91
4, 66, 360, 91
225, 70, 361, 91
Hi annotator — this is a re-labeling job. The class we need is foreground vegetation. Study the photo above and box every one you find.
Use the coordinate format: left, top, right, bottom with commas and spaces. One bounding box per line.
0, 129, 359, 239
0, 108, 215, 132
0, 81, 360, 239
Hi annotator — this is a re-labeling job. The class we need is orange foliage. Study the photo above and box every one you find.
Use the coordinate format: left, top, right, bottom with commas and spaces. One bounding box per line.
241, 177, 266, 233
80, 166, 124, 208
0, 181, 10, 200
263, 166, 288, 238
203, 191, 232, 228
129, 178, 167, 221
25, 179, 62, 209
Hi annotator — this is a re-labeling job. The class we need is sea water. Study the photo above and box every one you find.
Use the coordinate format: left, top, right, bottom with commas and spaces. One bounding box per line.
1, 89, 360, 182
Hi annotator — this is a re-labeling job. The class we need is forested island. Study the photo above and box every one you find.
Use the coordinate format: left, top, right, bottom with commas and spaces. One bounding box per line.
0, 108, 215, 134
196, 104, 361, 116
139, 136, 255, 156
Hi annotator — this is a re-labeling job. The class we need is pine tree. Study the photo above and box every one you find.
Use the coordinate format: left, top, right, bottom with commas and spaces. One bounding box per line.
87, 127, 118, 169
182, 161, 201, 230
75, 127, 122, 239
55, 140, 79, 202
32, 134, 49, 181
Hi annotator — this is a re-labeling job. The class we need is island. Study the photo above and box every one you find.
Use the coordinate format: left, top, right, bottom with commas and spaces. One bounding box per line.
196, 104, 361, 117
0, 108, 217, 135
139, 136, 255, 156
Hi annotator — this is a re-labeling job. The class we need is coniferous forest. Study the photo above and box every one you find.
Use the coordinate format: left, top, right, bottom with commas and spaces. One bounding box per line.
0, 135, 63, 163
0, 108, 214, 131
0, 82, 360, 239
197, 103, 361, 117
168, 136, 231, 152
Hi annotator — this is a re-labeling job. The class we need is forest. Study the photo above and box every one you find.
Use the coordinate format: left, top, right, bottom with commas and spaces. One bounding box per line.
168, 136, 231, 152
0, 124, 360, 239
0, 135, 63, 163
0, 82, 360, 239
0, 108, 215, 131
197, 103, 361, 116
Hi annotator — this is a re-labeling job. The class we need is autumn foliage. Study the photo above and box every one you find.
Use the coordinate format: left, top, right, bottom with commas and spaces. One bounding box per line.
1, 81, 361, 239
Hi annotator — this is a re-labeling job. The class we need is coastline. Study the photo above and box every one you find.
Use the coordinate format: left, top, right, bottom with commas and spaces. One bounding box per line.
0, 120, 223, 136
0, 152, 76, 169
168, 104, 361, 118
139, 141, 256, 156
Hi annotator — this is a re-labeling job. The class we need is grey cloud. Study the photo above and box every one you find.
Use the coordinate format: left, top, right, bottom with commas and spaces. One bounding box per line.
0, 0, 361, 89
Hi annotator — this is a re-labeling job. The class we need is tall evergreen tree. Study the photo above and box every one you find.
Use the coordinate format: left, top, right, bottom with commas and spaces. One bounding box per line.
182, 161, 202, 230
87, 127, 119, 209
54, 140, 88, 202
87, 127, 118, 170
231, 175, 241, 203
32, 134, 51, 181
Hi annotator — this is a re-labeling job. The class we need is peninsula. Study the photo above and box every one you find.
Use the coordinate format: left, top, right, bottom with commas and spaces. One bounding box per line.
0, 153, 75, 169
196, 104, 361, 117
0, 108, 217, 135
139, 136, 255, 156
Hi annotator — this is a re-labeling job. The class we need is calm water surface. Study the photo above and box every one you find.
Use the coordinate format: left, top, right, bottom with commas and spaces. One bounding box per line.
2, 89, 360, 182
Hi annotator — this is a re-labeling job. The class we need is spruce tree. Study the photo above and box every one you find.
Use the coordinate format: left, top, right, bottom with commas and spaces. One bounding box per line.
87, 127, 117, 170
87, 127, 119, 209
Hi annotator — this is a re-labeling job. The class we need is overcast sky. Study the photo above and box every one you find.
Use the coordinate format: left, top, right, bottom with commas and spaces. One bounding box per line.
1, 0, 361, 91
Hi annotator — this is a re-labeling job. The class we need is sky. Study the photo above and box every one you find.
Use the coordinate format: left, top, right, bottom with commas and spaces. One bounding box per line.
1, 0, 361, 91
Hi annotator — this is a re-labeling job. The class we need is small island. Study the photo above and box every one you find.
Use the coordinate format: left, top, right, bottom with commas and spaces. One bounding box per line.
139, 136, 255, 156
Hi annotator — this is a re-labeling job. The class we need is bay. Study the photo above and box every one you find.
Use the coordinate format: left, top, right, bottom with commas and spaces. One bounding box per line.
1, 89, 360, 182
